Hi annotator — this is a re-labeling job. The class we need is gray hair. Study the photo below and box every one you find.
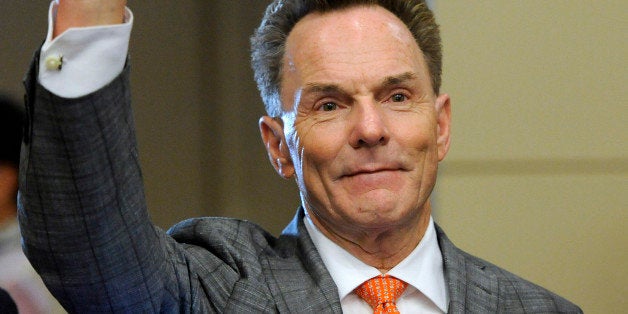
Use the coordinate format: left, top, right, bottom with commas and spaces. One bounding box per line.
250, 0, 442, 117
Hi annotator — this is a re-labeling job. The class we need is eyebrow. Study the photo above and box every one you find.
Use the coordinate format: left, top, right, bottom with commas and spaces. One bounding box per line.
302, 82, 343, 95
301, 71, 419, 96
381, 71, 418, 87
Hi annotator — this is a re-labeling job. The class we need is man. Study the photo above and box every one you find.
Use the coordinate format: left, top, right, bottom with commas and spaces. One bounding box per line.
0, 287, 18, 314
0, 96, 65, 313
20, 0, 581, 313
0, 97, 23, 314
0, 96, 22, 231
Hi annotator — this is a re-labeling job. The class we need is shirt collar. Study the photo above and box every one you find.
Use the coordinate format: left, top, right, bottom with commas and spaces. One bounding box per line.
304, 214, 448, 313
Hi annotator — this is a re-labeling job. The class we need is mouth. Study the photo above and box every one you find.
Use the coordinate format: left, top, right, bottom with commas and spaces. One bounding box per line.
344, 168, 397, 177
337, 167, 404, 193
340, 163, 405, 180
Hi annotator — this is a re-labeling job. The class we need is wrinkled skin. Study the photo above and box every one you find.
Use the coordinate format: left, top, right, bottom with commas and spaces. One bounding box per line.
259, 5, 451, 270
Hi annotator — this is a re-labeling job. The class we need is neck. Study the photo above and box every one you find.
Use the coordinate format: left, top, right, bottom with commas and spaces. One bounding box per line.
311, 203, 432, 273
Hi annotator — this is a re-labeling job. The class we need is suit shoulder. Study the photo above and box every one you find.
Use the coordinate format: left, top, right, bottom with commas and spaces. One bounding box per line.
465, 252, 582, 313
166, 217, 277, 252
435, 225, 581, 313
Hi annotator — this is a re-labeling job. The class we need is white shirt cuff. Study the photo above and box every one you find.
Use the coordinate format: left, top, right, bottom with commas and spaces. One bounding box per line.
39, 1, 133, 99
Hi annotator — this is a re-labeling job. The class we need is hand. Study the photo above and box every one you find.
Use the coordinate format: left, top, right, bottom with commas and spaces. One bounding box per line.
54, 0, 127, 38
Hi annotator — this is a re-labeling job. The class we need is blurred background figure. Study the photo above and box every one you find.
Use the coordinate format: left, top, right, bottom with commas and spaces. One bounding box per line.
0, 94, 65, 313
0, 287, 18, 314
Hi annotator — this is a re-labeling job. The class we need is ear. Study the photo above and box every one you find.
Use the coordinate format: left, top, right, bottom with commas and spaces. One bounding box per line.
259, 116, 295, 179
435, 94, 451, 161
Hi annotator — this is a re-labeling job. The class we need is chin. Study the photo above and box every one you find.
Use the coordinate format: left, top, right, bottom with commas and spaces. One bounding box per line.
353, 192, 411, 213
352, 203, 414, 225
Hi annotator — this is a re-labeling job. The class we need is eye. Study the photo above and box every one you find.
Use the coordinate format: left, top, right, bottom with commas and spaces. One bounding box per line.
390, 93, 407, 102
319, 102, 338, 111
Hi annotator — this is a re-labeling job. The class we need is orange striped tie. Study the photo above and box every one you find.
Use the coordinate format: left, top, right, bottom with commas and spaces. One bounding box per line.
355, 275, 408, 313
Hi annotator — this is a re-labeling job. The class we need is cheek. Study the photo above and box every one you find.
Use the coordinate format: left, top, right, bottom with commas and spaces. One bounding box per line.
294, 123, 346, 182
299, 141, 334, 180
392, 116, 437, 151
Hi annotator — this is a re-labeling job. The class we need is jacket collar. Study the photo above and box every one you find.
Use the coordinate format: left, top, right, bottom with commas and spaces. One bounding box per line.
263, 207, 342, 313
435, 224, 498, 313
266, 209, 500, 313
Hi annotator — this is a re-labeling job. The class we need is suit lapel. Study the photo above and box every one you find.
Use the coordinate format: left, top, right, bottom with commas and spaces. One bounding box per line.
262, 208, 342, 313
263, 213, 500, 313
435, 225, 498, 314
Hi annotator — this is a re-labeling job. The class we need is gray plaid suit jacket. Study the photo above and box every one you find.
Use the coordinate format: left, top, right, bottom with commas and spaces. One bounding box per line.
18, 57, 581, 313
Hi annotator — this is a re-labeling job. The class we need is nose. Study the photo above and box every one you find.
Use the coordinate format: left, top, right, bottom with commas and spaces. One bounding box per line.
349, 100, 390, 148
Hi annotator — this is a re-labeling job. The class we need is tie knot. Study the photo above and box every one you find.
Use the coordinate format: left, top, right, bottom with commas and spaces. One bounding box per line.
355, 275, 408, 313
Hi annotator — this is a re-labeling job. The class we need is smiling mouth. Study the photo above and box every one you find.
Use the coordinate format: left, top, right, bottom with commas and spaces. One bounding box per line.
342, 168, 402, 179
338, 168, 404, 193
348, 168, 390, 176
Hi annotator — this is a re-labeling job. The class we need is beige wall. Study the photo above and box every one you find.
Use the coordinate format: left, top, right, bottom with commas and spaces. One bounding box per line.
2, 1, 625, 313
128, 1, 301, 233
434, 1, 627, 313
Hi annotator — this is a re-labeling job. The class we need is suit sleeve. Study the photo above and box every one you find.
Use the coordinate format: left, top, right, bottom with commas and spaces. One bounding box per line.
18, 54, 180, 312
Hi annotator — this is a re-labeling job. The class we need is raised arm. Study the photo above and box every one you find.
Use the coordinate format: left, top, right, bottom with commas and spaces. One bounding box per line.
54, 0, 127, 37
19, 1, 176, 312
20, 2, 277, 312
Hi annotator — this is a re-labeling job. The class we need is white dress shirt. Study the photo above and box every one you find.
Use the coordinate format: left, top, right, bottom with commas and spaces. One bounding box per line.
305, 214, 449, 313
39, 1, 133, 98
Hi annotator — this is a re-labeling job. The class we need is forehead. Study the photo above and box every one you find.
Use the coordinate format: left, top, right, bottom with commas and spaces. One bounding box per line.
291, 5, 412, 44
283, 5, 428, 91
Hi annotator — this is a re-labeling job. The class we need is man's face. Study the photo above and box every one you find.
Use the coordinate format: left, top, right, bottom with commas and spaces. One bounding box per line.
260, 5, 450, 237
